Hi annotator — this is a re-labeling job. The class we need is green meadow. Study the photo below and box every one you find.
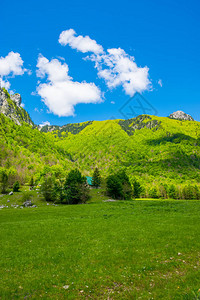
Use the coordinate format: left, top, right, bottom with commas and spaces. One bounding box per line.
0, 191, 200, 299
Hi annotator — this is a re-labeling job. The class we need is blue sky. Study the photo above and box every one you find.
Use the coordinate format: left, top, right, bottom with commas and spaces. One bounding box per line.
0, 0, 199, 125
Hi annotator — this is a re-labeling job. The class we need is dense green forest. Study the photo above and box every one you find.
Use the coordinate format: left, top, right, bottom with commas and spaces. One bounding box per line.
1, 89, 200, 198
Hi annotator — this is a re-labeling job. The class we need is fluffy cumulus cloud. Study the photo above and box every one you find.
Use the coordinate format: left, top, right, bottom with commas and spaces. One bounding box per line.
87, 48, 151, 96
0, 52, 28, 89
59, 29, 104, 54
36, 55, 102, 117
59, 29, 151, 97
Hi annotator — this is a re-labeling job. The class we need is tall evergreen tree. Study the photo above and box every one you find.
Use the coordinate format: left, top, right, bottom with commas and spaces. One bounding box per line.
132, 179, 142, 198
92, 167, 101, 188
0, 170, 8, 194
30, 176, 34, 189
64, 169, 90, 204
106, 170, 132, 200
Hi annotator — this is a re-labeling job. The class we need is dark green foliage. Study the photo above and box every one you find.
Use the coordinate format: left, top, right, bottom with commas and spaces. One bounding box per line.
118, 115, 160, 136
40, 175, 57, 202
40, 121, 93, 137
182, 185, 197, 200
149, 187, 159, 199
13, 181, 20, 192
106, 174, 123, 199
30, 176, 34, 188
106, 170, 132, 200
132, 179, 143, 198
92, 167, 101, 188
21, 191, 33, 202
63, 169, 90, 204
167, 184, 177, 199
0, 170, 8, 194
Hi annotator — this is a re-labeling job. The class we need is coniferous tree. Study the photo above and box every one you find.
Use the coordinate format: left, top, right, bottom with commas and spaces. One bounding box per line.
0, 170, 8, 194
64, 169, 90, 204
92, 167, 101, 188
30, 176, 34, 189
106, 170, 132, 200
13, 181, 20, 192
132, 179, 142, 198
40, 175, 56, 202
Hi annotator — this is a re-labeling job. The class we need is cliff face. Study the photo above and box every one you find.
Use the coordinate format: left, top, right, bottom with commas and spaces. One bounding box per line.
0, 88, 33, 125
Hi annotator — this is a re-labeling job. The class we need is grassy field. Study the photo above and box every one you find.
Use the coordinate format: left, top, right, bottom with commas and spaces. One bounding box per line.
0, 190, 200, 299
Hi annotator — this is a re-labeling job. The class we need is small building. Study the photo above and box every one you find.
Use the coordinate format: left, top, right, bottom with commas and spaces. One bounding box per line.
86, 176, 93, 186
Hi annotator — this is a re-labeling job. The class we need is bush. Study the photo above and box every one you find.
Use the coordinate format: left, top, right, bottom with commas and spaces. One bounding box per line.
13, 181, 20, 192
21, 192, 33, 202
167, 184, 177, 199
149, 187, 159, 199
40, 175, 57, 202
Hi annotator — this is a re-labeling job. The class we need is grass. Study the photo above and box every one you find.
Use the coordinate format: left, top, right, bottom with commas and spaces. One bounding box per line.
0, 190, 200, 299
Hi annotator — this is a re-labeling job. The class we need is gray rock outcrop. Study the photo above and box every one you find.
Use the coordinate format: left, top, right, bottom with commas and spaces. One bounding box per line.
168, 111, 194, 121
0, 88, 33, 125
10, 93, 22, 107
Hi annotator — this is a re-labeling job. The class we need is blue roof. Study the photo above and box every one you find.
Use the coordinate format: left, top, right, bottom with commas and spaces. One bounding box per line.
86, 176, 93, 186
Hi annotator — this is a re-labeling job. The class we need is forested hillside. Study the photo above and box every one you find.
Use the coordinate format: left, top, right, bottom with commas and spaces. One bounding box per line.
0, 89, 200, 194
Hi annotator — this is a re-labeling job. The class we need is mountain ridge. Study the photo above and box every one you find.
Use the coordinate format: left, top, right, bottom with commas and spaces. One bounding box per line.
0, 88, 200, 194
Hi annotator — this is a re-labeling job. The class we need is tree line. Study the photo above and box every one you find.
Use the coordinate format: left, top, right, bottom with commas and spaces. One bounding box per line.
1, 167, 200, 202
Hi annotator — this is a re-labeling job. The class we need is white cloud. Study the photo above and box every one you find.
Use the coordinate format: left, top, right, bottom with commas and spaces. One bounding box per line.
58, 29, 151, 97
0, 51, 28, 89
87, 47, 151, 97
36, 55, 102, 117
158, 79, 163, 87
59, 29, 104, 54
111, 101, 115, 104
36, 55, 71, 82
0, 78, 10, 89
39, 121, 51, 127
20, 103, 25, 108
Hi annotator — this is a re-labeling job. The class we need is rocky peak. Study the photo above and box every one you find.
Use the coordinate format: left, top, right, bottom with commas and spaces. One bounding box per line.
0, 88, 33, 125
168, 111, 194, 121
10, 93, 22, 107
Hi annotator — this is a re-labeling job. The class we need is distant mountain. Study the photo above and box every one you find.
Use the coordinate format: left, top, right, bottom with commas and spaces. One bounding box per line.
169, 110, 194, 121
0, 89, 200, 190
0, 88, 33, 125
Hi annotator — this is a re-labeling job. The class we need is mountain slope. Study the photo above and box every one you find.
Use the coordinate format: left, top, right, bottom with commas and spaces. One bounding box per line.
51, 115, 200, 184
0, 89, 200, 189
0, 88, 33, 125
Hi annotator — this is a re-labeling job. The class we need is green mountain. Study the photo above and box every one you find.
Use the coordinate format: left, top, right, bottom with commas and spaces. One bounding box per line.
0, 89, 200, 193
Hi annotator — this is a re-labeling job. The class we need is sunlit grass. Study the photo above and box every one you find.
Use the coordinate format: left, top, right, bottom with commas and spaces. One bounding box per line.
0, 193, 200, 299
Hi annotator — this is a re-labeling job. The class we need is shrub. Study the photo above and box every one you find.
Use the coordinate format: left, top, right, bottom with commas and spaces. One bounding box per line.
40, 175, 56, 202
167, 184, 177, 199
21, 192, 33, 202
149, 187, 159, 199
13, 181, 20, 192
